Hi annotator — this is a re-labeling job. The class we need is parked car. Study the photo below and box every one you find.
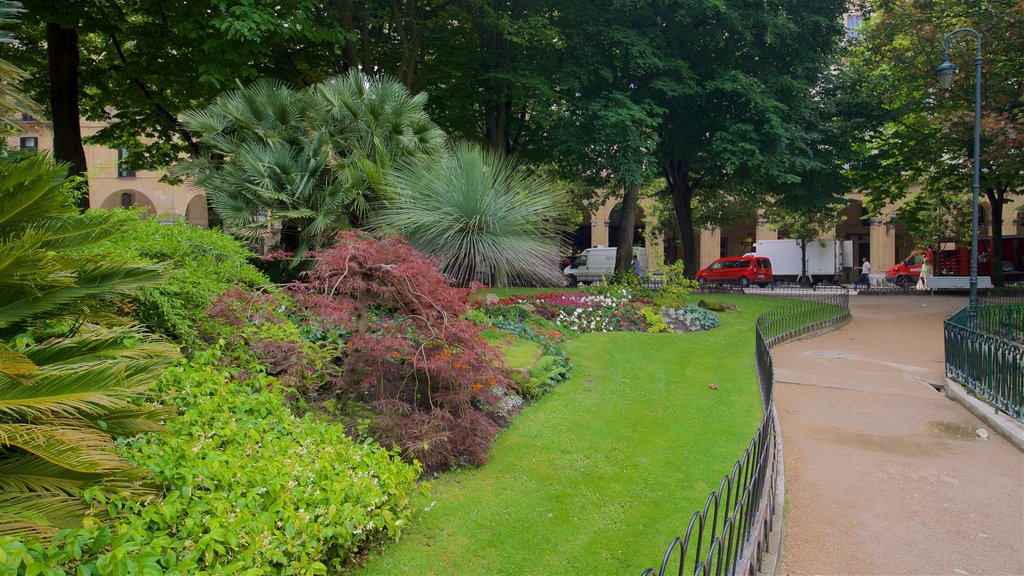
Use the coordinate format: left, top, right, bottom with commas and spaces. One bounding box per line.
696, 256, 774, 288
563, 247, 647, 285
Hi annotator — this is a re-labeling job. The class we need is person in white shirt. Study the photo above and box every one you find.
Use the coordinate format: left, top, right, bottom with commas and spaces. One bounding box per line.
858, 258, 871, 288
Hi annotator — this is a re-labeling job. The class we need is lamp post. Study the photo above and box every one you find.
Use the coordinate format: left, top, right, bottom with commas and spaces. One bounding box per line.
935, 28, 982, 328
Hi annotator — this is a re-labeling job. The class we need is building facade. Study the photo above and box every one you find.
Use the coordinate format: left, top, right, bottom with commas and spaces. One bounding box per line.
8, 116, 209, 227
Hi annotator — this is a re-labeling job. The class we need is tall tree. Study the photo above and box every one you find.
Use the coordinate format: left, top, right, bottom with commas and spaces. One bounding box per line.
548, 0, 661, 274
7, 0, 344, 179
847, 0, 1024, 286
417, 0, 561, 157
650, 0, 847, 277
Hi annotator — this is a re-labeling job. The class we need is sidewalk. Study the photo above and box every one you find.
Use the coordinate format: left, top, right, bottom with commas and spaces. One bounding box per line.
772, 295, 1024, 575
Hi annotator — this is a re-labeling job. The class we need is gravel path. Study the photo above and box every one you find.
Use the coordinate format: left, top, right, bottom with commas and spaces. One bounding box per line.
773, 295, 1024, 576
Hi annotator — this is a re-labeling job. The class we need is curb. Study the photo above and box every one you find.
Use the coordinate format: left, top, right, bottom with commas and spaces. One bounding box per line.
944, 377, 1024, 452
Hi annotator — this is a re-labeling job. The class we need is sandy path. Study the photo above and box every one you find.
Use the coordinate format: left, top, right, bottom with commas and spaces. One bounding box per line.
773, 295, 1024, 576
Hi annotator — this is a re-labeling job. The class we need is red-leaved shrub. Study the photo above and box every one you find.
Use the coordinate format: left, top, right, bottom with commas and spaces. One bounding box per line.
291, 231, 515, 472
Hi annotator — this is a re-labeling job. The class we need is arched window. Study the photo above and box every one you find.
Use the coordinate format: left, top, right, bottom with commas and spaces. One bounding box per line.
120, 192, 134, 208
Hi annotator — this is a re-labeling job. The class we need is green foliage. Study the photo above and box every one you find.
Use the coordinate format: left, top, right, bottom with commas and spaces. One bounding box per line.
0, 1, 40, 124
641, 307, 670, 333
663, 305, 720, 332
98, 218, 268, 344
0, 352, 424, 573
374, 141, 569, 287
894, 189, 973, 251
599, 272, 652, 296
180, 71, 446, 261
0, 154, 177, 538
656, 261, 699, 301
847, 1, 1024, 284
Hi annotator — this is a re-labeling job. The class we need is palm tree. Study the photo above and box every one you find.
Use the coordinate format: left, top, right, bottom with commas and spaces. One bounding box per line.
180, 70, 445, 262
373, 142, 568, 287
0, 155, 177, 538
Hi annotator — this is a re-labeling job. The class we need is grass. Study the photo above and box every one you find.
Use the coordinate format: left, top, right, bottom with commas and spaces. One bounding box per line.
356, 294, 789, 576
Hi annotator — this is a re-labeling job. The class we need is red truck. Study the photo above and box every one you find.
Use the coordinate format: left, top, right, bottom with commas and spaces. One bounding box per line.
886, 236, 1024, 286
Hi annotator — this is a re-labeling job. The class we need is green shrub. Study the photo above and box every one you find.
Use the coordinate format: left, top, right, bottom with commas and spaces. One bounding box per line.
656, 261, 699, 301
641, 307, 671, 333
101, 217, 269, 343
662, 304, 719, 331
0, 350, 424, 574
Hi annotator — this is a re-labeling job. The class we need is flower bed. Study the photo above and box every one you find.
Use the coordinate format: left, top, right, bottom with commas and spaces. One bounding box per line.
486, 290, 648, 334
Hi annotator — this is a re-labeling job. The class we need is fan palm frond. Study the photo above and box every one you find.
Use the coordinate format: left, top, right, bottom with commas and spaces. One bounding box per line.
374, 141, 569, 287
180, 70, 446, 261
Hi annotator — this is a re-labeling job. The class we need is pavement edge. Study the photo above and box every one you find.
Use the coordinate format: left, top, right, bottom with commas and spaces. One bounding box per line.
944, 377, 1024, 452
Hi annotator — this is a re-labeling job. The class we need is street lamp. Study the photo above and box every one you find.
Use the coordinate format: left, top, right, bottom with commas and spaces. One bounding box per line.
935, 28, 982, 328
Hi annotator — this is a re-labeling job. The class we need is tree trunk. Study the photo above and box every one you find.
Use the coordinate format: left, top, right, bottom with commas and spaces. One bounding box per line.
799, 238, 808, 282
665, 162, 698, 278
986, 187, 1004, 287
335, 0, 359, 70
47, 22, 88, 209
482, 27, 509, 154
614, 182, 641, 274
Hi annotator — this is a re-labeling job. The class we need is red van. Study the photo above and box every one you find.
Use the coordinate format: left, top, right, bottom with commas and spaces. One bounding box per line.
696, 256, 774, 288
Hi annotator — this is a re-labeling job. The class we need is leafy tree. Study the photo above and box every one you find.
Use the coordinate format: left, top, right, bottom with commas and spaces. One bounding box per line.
764, 202, 847, 283
179, 71, 445, 262
374, 141, 568, 287
0, 155, 177, 537
650, 0, 848, 276
548, 0, 662, 274
417, 0, 562, 157
5, 0, 354, 192
848, 0, 1024, 285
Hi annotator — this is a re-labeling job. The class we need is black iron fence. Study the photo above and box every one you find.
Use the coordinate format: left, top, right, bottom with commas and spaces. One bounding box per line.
639, 289, 850, 576
944, 307, 1024, 423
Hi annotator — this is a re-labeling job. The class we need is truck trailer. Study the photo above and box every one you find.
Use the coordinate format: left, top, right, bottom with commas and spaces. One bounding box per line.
752, 238, 854, 286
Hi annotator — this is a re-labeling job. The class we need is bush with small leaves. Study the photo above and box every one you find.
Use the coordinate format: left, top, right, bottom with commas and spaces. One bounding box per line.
0, 350, 423, 574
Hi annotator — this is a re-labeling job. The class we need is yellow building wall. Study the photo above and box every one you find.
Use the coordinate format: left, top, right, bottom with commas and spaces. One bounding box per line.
9, 118, 208, 227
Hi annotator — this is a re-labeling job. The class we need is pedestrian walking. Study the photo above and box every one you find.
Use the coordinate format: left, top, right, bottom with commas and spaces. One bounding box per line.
858, 257, 871, 289
918, 257, 932, 290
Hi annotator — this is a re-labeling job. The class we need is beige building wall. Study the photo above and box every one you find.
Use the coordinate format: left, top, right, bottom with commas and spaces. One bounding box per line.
9, 118, 208, 227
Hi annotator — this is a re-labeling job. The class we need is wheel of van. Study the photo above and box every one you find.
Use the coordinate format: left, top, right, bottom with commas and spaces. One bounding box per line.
566, 274, 578, 287
697, 277, 707, 286
798, 275, 812, 288
896, 275, 910, 288
739, 277, 750, 288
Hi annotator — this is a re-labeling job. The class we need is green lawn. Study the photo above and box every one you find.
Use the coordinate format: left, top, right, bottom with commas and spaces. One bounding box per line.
356, 295, 786, 575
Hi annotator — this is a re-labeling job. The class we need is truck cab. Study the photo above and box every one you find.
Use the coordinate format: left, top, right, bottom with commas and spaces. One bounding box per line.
886, 252, 927, 287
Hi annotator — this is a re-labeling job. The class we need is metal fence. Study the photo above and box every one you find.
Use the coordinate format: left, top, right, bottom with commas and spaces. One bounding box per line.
639, 289, 850, 576
944, 307, 1024, 422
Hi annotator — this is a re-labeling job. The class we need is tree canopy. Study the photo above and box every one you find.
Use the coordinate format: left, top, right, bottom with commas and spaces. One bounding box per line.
846, 0, 1024, 284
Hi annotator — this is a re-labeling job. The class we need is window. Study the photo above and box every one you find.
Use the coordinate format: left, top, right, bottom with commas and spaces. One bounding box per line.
120, 192, 134, 208
845, 13, 863, 39
117, 148, 135, 178
573, 255, 587, 267
19, 136, 37, 150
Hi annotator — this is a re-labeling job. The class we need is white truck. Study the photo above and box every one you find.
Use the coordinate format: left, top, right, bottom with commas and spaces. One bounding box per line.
753, 238, 854, 286
563, 247, 647, 285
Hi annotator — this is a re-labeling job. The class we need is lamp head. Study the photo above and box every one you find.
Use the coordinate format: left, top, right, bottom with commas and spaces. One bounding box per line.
935, 57, 957, 90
